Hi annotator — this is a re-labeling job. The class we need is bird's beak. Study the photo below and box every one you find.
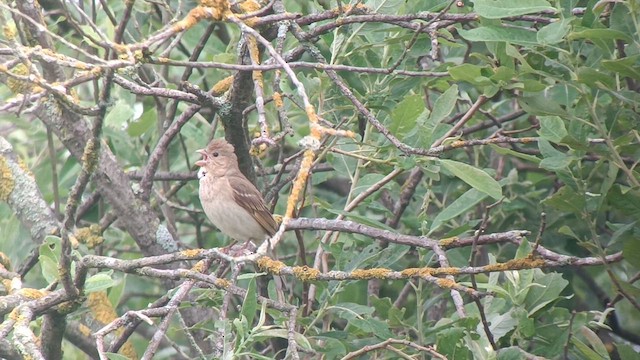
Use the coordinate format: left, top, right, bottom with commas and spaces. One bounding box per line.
195, 149, 207, 167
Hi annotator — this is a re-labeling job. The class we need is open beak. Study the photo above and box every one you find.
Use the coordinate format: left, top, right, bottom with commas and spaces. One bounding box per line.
195, 149, 207, 167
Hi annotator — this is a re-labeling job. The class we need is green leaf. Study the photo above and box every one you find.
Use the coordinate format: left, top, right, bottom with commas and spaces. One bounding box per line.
539, 156, 573, 171
602, 55, 640, 80
458, 26, 539, 46
623, 236, 640, 268
85, 272, 116, 293
537, 138, 564, 158
617, 343, 640, 360
608, 221, 636, 246
105, 353, 131, 360
538, 116, 568, 143
390, 94, 424, 137
127, 107, 157, 137
490, 144, 541, 164
519, 94, 569, 117
105, 100, 134, 129
472, 0, 556, 19
254, 329, 314, 352
577, 67, 616, 88
524, 272, 568, 316
537, 18, 570, 44
538, 138, 574, 171
573, 337, 604, 360
440, 159, 503, 200
429, 188, 488, 234
313, 335, 347, 358
497, 347, 535, 360
543, 186, 585, 214
241, 276, 258, 326
428, 85, 458, 124
491, 66, 516, 82
578, 326, 611, 359
437, 326, 471, 358
375, 243, 411, 268
568, 28, 633, 42
448, 63, 492, 86
325, 208, 395, 232
39, 235, 62, 284
108, 275, 126, 308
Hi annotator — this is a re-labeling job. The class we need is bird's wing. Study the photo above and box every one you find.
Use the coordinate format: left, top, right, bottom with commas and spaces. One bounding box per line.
229, 177, 278, 236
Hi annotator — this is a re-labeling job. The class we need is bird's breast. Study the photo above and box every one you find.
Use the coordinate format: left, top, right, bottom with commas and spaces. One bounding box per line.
198, 177, 267, 241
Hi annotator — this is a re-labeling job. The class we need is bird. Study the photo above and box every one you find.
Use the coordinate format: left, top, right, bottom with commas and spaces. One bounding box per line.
195, 138, 278, 247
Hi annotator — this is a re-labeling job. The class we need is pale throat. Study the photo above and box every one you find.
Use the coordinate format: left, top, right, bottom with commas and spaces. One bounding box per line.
197, 167, 207, 179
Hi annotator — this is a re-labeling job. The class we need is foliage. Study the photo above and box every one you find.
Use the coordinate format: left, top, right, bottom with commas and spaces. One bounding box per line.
0, 0, 639, 359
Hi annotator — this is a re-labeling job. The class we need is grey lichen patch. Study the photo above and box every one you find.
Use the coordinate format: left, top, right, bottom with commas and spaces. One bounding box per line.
0, 136, 59, 243
156, 225, 178, 252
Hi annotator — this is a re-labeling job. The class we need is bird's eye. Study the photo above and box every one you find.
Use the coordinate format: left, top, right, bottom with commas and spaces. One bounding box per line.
212, 152, 219, 157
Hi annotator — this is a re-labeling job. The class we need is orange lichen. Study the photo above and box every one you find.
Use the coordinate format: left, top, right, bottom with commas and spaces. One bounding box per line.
80, 138, 98, 173
256, 256, 286, 274
272, 92, 283, 108
431, 267, 461, 276
78, 323, 92, 336
173, 6, 226, 32
87, 291, 117, 325
292, 265, 321, 281
436, 278, 457, 289
3, 23, 16, 40
86, 292, 136, 358
238, 0, 260, 12
215, 278, 231, 288
401, 267, 433, 278
0, 156, 14, 202
450, 140, 466, 148
6, 63, 34, 94
191, 259, 207, 273
1, 280, 11, 294
181, 249, 204, 258
0, 252, 11, 270
351, 268, 392, 279
211, 75, 233, 95
17, 288, 48, 299
75, 225, 104, 249
200, 0, 229, 8
438, 237, 459, 248
285, 149, 314, 218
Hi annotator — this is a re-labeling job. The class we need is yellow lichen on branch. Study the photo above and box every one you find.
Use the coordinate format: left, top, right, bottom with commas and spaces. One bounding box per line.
285, 149, 314, 219
211, 75, 234, 95
351, 268, 392, 279
238, 0, 261, 26
87, 291, 137, 359
172, 0, 230, 32
272, 92, 284, 108
256, 256, 287, 274
5, 63, 36, 94
483, 257, 546, 271
401, 267, 433, 278
0, 156, 14, 202
292, 265, 321, 281
282, 104, 355, 220
75, 225, 104, 249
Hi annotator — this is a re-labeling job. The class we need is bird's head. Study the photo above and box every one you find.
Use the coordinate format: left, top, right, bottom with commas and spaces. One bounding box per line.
195, 139, 238, 178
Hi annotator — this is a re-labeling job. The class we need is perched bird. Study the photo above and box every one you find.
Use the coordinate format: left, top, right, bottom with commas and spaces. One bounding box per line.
195, 138, 278, 246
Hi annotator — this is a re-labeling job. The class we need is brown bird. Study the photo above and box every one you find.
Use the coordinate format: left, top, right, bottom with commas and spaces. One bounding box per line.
195, 139, 278, 246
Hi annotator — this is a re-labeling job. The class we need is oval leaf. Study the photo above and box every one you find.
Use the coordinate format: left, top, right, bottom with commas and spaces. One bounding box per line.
440, 159, 502, 200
